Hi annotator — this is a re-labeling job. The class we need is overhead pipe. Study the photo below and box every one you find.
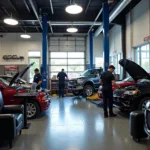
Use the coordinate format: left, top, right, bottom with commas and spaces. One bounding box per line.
48, 22, 53, 34
94, 0, 132, 37
49, 21, 101, 26
23, 0, 31, 13
88, 8, 103, 33
28, 0, 42, 29
49, 0, 54, 14
85, 0, 92, 13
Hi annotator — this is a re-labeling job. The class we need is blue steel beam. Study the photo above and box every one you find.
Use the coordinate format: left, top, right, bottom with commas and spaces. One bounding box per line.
103, 0, 109, 71
89, 31, 93, 69
42, 15, 48, 88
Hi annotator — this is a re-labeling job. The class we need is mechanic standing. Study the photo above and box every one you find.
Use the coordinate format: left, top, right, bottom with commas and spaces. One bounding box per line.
33, 68, 42, 90
57, 69, 68, 98
100, 65, 119, 118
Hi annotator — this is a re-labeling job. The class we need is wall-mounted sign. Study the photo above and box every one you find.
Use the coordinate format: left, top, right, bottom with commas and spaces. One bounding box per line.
4, 65, 19, 76
144, 36, 150, 41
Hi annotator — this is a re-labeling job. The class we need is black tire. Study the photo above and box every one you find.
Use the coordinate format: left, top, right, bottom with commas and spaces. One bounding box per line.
27, 100, 40, 119
72, 90, 82, 96
83, 85, 94, 97
138, 97, 150, 111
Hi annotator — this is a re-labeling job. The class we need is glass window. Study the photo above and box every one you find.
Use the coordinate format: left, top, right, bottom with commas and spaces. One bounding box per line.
68, 66, 84, 72
51, 59, 67, 65
68, 59, 84, 65
68, 72, 81, 78
28, 51, 40, 57
51, 66, 67, 72
135, 44, 150, 72
50, 52, 85, 78
68, 52, 84, 58
95, 57, 104, 68
51, 52, 67, 58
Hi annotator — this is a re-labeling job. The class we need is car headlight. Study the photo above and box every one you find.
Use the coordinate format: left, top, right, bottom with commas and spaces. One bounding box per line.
123, 90, 139, 95
77, 78, 85, 84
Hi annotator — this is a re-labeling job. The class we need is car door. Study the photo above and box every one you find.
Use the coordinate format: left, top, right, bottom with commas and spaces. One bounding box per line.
90, 69, 100, 89
2, 86, 18, 105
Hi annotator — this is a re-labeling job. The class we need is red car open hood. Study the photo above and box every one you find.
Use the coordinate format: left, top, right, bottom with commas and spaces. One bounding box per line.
119, 59, 150, 81
9, 62, 35, 86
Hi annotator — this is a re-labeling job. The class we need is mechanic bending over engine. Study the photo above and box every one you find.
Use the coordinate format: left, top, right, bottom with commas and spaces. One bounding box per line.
100, 65, 120, 118
33, 68, 42, 90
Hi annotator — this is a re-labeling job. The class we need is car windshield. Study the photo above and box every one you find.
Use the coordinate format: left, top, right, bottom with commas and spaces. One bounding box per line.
123, 76, 134, 82
0, 78, 9, 85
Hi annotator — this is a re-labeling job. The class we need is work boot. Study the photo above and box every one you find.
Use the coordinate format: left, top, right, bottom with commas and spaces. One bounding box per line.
109, 112, 117, 117
104, 111, 108, 118
104, 114, 108, 118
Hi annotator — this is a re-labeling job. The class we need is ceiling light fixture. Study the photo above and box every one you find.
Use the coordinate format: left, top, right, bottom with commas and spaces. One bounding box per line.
20, 34, 31, 39
4, 18, 18, 25
67, 27, 78, 33
65, 4, 83, 14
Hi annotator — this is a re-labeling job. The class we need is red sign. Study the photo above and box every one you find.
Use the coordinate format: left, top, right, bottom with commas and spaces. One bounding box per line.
4, 66, 18, 71
144, 36, 150, 41
4, 66, 19, 76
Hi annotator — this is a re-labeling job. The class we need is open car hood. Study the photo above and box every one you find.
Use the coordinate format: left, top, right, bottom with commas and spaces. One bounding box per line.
119, 59, 150, 81
9, 62, 34, 86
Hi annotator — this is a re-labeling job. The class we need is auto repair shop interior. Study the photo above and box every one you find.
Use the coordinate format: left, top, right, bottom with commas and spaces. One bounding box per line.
0, 0, 150, 149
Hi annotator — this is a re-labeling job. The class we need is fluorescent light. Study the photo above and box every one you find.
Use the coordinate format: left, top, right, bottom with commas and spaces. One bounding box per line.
67, 27, 78, 33
65, 4, 83, 14
20, 34, 31, 39
4, 18, 18, 25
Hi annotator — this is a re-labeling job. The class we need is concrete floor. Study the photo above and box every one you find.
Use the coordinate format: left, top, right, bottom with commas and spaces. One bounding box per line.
0, 96, 150, 150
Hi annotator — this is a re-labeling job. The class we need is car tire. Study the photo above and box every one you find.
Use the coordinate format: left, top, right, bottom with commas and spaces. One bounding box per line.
138, 97, 150, 111
72, 90, 82, 96
27, 100, 40, 119
83, 85, 94, 97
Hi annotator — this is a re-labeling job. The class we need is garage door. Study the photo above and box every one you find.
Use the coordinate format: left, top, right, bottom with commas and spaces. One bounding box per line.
48, 36, 86, 78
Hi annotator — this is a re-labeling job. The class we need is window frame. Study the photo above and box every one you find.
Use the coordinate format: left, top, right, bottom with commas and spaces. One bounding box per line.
49, 52, 85, 78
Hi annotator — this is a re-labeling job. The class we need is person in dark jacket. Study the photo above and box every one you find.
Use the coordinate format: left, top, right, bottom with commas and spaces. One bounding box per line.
33, 68, 42, 90
100, 65, 120, 118
57, 69, 68, 97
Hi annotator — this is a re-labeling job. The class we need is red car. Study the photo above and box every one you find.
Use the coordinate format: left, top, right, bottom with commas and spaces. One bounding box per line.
98, 76, 135, 98
112, 76, 135, 90
0, 63, 50, 119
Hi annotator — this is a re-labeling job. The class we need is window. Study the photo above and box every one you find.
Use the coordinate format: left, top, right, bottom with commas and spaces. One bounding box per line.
95, 57, 104, 68
110, 53, 122, 79
50, 52, 85, 78
135, 43, 150, 72
28, 51, 41, 57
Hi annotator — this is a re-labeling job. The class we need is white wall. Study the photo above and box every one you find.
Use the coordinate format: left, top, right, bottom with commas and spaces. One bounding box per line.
0, 33, 42, 65
109, 25, 122, 56
126, 0, 150, 59
86, 34, 103, 64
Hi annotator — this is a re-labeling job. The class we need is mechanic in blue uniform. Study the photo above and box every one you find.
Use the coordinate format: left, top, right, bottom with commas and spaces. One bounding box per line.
57, 69, 68, 97
33, 68, 42, 90
100, 65, 119, 118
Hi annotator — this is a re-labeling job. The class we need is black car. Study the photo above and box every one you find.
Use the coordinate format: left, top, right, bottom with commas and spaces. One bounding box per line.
68, 68, 103, 97
113, 59, 150, 112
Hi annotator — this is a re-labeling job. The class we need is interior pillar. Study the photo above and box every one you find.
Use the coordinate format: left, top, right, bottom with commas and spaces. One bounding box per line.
103, 0, 110, 71
42, 15, 48, 88
89, 31, 93, 69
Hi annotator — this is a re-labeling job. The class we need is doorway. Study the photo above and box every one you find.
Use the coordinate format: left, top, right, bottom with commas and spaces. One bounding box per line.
28, 57, 41, 83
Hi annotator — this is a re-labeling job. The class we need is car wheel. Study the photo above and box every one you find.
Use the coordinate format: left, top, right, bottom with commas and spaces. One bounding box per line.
72, 90, 81, 96
27, 100, 40, 119
138, 97, 150, 111
83, 85, 94, 97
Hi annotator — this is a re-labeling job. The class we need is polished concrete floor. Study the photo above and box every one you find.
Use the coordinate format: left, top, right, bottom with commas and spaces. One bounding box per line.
0, 96, 150, 150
